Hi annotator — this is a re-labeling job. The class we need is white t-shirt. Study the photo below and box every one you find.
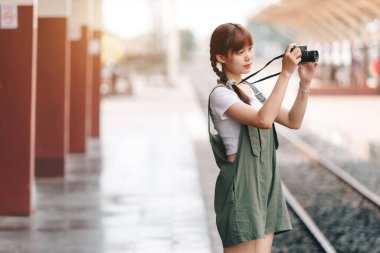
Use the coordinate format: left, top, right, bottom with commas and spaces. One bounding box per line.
209, 84, 265, 155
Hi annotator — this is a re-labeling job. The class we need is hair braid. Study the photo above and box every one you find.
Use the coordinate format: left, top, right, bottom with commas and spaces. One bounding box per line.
209, 23, 252, 105
210, 54, 228, 84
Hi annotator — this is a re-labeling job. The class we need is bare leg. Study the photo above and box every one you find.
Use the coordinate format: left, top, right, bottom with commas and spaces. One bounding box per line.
223, 239, 256, 253
254, 233, 274, 253
222, 233, 274, 253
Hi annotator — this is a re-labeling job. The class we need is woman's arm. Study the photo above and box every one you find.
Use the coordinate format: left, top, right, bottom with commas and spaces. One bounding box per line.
274, 81, 310, 129
275, 62, 318, 129
225, 43, 302, 129
226, 72, 291, 128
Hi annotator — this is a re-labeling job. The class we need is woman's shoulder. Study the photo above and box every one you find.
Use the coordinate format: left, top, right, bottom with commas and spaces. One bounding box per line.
209, 85, 241, 116
210, 85, 239, 100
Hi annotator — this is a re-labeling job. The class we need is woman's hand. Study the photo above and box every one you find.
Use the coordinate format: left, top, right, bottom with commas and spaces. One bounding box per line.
298, 61, 319, 87
281, 43, 302, 77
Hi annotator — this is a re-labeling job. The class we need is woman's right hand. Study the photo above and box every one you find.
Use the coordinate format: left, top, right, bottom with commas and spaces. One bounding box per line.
281, 43, 302, 76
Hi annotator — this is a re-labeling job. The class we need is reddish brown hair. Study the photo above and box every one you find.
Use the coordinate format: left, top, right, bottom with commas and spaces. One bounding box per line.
209, 23, 253, 104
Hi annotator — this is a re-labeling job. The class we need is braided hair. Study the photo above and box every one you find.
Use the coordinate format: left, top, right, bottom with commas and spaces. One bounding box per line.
210, 23, 253, 105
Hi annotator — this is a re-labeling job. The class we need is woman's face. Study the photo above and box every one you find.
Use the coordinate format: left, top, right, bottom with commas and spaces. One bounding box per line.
224, 44, 253, 76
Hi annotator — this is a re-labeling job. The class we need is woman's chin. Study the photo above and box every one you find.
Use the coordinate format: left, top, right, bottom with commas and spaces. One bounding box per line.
242, 68, 251, 74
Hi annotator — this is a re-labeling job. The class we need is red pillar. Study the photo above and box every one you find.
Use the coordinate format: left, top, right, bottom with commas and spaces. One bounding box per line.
35, 17, 70, 177
0, 5, 37, 215
91, 30, 102, 137
86, 30, 93, 139
70, 26, 92, 152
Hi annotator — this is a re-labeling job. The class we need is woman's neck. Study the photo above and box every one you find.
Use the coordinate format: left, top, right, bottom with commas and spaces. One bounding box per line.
225, 72, 241, 84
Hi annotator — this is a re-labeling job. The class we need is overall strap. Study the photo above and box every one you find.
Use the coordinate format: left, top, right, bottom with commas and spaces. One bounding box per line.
245, 82, 266, 104
208, 85, 225, 134
246, 82, 280, 149
208, 83, 265, 134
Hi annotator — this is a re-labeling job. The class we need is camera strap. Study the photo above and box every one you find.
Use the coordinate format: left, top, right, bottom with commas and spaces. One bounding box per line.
238, 54, 284, 85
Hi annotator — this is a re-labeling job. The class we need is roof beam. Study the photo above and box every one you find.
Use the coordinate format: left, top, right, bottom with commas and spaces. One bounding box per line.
250, 0, 380, 43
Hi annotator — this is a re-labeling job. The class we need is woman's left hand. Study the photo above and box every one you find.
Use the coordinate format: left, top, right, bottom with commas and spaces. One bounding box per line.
298, 62, 318, 86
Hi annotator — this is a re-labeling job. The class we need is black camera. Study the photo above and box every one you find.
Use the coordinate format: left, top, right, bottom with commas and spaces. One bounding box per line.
291, 45, 319, 64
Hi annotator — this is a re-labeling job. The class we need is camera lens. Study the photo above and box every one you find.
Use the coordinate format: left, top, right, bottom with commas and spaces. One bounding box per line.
302, 50, 319, 63
311, 51, 319, 62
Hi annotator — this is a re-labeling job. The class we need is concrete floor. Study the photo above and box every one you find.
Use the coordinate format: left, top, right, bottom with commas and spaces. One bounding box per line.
0, 78, 212, 253
3, 66, 378, 252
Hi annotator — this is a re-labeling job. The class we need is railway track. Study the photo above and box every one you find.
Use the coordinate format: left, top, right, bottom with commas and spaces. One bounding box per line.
276, 130, 380, 253
185, 58, 380, 252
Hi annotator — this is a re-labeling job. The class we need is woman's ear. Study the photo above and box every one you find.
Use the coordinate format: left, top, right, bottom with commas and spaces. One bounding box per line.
216, 54, 226, 64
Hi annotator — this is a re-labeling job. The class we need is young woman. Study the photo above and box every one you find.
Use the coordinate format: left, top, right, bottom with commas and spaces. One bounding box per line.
208, 23, 318, 253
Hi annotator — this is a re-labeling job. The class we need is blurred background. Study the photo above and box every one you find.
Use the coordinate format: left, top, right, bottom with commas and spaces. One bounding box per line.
1, 0, 380, 252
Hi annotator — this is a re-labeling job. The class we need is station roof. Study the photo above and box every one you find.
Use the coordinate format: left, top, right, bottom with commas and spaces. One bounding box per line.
250, 0, 380, 43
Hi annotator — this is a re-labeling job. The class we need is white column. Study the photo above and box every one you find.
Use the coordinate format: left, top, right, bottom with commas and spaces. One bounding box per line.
93, 0, 101, 31
165, 0, 179, 86
38, 0, 70, 17
70, 0, 91, 41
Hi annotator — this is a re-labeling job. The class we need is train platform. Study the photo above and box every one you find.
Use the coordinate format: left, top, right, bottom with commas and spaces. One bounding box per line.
0, 77, 212, 253
1, 68, 379, 252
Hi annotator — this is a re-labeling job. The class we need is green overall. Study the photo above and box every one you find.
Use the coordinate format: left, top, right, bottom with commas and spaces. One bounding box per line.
208, 84, 293, 248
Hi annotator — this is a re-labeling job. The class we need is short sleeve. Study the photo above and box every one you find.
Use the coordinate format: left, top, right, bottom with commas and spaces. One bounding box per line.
210, 87, 241, 120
